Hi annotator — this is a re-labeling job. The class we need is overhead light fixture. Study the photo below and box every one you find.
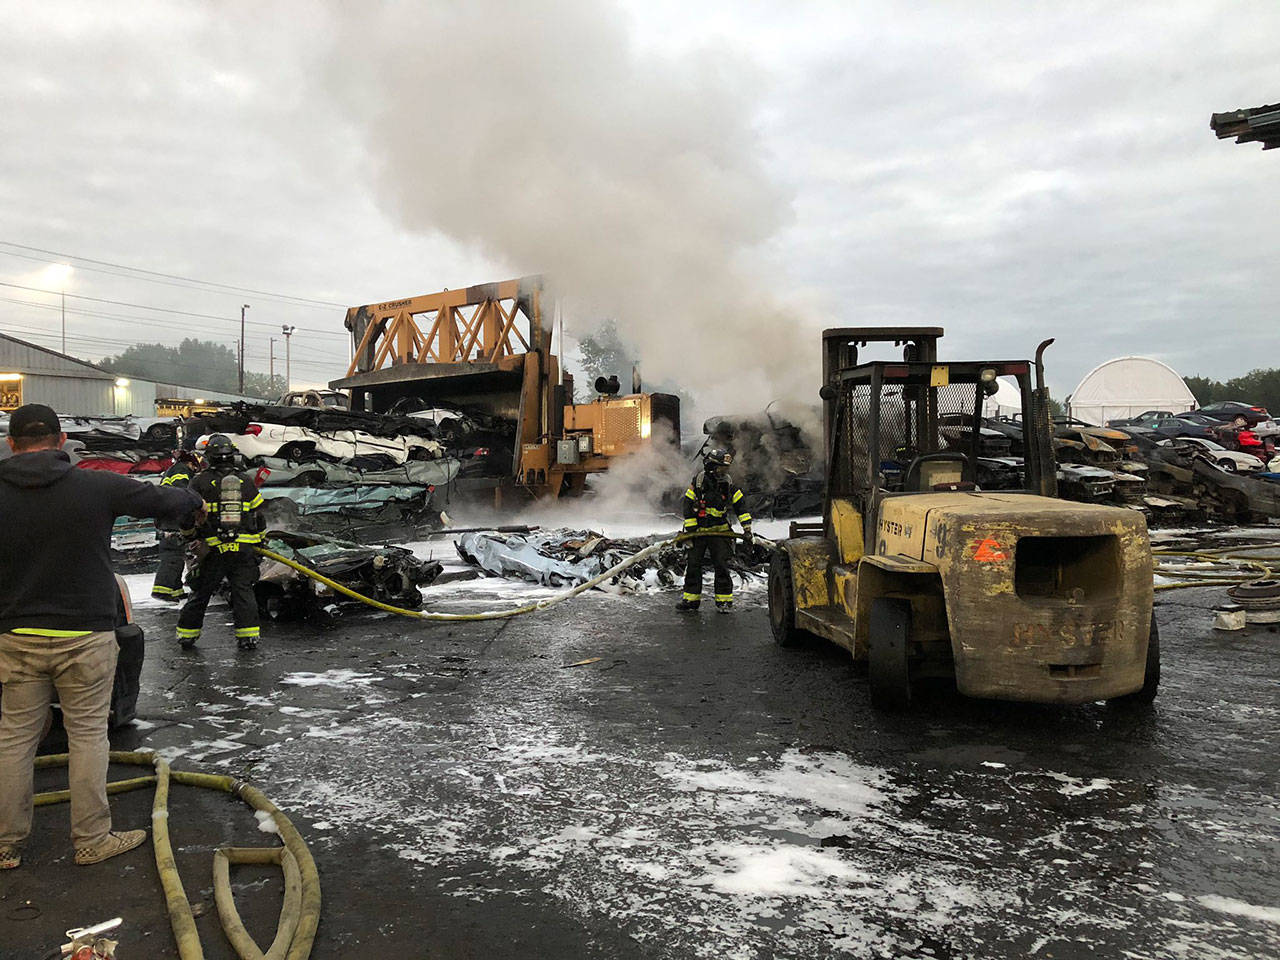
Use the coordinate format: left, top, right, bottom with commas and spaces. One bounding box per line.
114, 377, 130, 387
0, 373, 22, 381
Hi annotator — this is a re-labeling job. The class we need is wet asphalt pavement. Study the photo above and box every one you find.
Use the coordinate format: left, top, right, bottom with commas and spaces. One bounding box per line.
2, 559, 1278, 959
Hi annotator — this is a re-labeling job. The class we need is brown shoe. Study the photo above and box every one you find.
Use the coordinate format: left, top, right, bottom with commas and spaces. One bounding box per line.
75, 829, 146, 865
0, 845, 19, 870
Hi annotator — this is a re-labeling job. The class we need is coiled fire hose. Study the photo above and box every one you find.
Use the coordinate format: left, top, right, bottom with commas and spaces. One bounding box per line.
33, 751, 319, 960
254, 530, 773, 622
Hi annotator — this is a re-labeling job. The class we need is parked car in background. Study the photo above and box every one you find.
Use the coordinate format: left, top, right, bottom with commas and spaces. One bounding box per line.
1157, 437, 1266, 472
1154, 417, 1220, 441
1106, 410, 1174, 428
1219, 425, 1273, 458
1194, 401, 1271, 427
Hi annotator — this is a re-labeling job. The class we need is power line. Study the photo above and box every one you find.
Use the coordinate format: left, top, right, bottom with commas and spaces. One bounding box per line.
0, 240, 347, 309
0, 280, 349, 339
0, 295, 240, 340
6, 332, 341, 372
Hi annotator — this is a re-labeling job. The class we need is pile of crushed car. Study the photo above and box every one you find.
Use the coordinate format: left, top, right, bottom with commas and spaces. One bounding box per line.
701, 400, 1280, 526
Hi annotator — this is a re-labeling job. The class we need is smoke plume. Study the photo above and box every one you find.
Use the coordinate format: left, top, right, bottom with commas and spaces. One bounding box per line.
312, 1, 817, 417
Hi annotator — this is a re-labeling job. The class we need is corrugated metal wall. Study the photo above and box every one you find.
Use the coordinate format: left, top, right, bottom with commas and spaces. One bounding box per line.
0, 336, 261, 417
0, 336, 120, 415
20, 373, 118, 415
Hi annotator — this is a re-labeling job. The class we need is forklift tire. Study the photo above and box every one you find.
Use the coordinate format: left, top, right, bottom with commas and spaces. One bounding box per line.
767, 552, 806, 647
869, 598, 913, 711
1111, 613, 1160, 706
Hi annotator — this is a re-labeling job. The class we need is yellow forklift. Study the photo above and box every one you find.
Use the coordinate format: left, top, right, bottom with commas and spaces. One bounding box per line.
767, 328, 1158, 709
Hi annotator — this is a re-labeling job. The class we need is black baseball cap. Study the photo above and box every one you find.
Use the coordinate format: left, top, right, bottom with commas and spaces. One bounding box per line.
9, 403, 61, 438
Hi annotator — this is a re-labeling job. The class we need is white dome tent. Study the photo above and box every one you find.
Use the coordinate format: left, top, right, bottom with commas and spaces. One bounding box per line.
1066, 357, 1196, 426
983, 377, 1024, 419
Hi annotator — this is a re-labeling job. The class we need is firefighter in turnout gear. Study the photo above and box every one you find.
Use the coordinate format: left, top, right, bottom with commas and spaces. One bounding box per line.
176, 435, 265, 649
151, 450, 203, 601
677, 448, 752, 613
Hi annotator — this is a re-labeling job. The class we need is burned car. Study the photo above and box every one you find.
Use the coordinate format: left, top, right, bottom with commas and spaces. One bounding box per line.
254, 531, 443, 622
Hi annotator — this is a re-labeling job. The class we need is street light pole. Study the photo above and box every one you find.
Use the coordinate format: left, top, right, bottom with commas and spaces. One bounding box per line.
281, 325, 296, 392
61, 290, 66, 353
239, 304, 250, 394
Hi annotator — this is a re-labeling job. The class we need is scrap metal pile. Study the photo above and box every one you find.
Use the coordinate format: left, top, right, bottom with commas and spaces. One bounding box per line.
185, 402, 462, 488
709, 405, 1280, 526
700, 407, 825, 519
254, 530, 443, 622
0, 414, 181, 472
456, 528, 771, 592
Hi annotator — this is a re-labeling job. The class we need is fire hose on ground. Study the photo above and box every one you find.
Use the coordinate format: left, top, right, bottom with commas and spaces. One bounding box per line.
32, 751, 319, 960
253, 530, 774, 622
255, 534, 1280, 610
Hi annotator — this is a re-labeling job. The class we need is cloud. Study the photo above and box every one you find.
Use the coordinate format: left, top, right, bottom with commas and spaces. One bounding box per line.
0, 1, 1277, 405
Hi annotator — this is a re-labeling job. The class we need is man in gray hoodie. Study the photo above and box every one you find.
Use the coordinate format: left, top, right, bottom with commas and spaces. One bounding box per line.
0, 404, 200, 869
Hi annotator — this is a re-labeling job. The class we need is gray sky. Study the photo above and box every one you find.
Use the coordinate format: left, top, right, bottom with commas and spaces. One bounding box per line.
0, 1, 1276, 409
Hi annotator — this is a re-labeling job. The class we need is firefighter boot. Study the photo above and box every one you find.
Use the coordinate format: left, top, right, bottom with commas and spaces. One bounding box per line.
675, 597, 701, 612
716, 601, 733, 614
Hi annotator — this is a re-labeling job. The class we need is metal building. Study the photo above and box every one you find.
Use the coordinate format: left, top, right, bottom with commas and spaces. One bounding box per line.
0, 333, 258, 417
0, 332, 120, 415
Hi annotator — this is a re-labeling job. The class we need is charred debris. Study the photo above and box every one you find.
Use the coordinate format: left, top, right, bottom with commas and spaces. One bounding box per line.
697, 406, 1280, 526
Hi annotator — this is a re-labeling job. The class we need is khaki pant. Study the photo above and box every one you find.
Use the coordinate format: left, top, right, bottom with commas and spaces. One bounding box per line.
0, 630, 117, 849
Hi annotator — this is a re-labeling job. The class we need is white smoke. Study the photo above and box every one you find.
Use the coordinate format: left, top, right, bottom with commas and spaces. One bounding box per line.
307, 1, 820, 417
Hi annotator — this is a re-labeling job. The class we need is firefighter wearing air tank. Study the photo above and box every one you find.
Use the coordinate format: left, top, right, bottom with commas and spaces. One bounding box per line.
176, 435, 265, 650
150, 450, 203, 602
677, 448, 752, 613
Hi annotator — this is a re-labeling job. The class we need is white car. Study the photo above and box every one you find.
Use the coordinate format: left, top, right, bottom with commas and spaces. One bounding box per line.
1158, 437, 1265, 472
199, 424, 441, 464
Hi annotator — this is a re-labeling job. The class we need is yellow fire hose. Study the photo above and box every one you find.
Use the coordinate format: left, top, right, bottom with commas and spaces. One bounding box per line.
33, 751, 319, 960
255, 529, 772, 622
257, 531, 1280, 609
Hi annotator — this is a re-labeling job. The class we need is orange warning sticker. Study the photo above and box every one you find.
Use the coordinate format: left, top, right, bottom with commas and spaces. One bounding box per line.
972, 538, 1008, 562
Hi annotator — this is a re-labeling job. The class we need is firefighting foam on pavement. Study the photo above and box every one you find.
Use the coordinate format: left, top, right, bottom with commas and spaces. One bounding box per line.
2, 4, 1280, 959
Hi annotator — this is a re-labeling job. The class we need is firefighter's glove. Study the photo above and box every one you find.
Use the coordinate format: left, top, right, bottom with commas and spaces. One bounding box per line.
742, 529, 754, 548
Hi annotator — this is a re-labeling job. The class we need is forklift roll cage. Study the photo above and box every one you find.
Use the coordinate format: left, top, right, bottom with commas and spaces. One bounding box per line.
819, 327, 1058, 543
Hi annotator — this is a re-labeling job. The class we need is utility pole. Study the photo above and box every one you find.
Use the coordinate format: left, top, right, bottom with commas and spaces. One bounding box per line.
61, 290, 66, 353
281, 324, 296, 392
269, 338, 276, 382
239, 304, 250, 393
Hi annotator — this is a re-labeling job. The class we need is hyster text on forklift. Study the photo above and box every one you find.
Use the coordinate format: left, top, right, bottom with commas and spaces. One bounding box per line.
768, 327, 1159, 709
330, 276, 679, 503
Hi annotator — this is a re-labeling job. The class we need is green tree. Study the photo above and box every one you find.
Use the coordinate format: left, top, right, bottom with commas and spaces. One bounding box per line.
244, 372, 288, 400
1186, 368, 1280, 413
100, 339, 282, 400
576, 320, 631, 382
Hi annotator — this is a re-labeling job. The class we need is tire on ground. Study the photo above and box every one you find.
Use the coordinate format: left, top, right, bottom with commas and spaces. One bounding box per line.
1111, 610, 1160, 705
767, 551, 807, 647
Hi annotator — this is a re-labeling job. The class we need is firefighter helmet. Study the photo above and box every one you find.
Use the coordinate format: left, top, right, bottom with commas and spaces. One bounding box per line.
203, 434, 238, 468
704, 448, 733, 472
174, 448, 204, 469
